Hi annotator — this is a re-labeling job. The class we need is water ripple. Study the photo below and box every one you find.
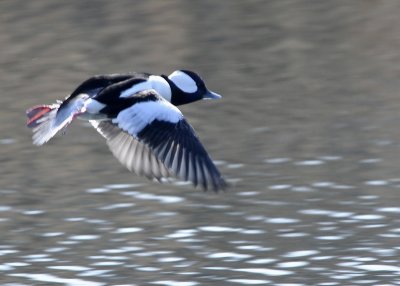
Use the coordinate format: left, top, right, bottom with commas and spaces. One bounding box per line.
299, 209, 354, 218
198, 226, 265, 234
99, 203, 134, 210
89, 255, 129, 261
78, 269, 113, 277
265, 217, 299, 224
351, 214, 385, 220
166, 229, 198, 239
376, 207, 400, 213
157, 257, 185, 263
45, 247, 68, 253
315, 235, 347, 240
9, 273, 105, 286
86, 187, 110, 194
121, 191, 184, 204
0, 249, 19, 256
0, 264, 14, 271
236, 245, 272, 251
41, 232, 64, 237
91, 261, 124, 266
269, 184, 292, 190
69, 235, 101, 240
0, 205, 12, 212
48, 265, 92, 271
151, 281, 198, 286
22, 210, 45, 215
264, 158, 291, 164
105, 183, 143, 189
233, 267, 293, 276
207, 252, 252, 261
0, 138, 16, 144
364, 180, 388, 186
294, 160, 324, 166
353, 264, 400, 272
113, 227, 142, 234
247, 258, 276, 264
228, 279, 271, 285
101, 246, 143, 254
276, 261, 309, 268
198, 226, 242, 232
283, 250, 319, 258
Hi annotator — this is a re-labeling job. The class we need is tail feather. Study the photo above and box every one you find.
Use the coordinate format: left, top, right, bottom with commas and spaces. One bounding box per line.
26, 104, 64, 145
27, 105, 56, 128
26, 99, 85, 145
27, 95, 88, 145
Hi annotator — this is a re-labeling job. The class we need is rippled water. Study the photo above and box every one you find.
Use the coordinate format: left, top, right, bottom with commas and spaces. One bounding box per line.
2, 1, 400, 285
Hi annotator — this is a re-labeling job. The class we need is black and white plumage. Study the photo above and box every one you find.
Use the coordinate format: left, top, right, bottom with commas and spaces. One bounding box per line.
26, 70, 226, 191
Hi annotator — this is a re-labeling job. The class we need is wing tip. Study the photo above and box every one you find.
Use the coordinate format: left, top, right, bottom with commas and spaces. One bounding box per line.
198, 176, 229, 193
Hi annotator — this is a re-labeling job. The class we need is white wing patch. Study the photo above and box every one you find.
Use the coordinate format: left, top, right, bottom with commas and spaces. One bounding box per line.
119, 76, 172, 102
113, 100, 183, 137
168, 71, 197, 93
149, 75, 172, 102
120, 81, 153, 98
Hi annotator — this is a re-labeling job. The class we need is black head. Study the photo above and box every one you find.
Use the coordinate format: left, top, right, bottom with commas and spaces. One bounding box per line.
164, 70, 221, 106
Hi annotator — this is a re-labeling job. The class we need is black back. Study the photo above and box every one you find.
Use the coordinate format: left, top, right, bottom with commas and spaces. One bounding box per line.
95, 80, 160, 117
59, 73, 150, 111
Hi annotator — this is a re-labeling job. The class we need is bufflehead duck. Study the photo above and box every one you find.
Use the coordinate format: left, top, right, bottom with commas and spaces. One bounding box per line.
26, 70, 226, 191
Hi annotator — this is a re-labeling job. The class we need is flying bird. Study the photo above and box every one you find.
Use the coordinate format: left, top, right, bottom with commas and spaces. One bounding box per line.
26, 70, 227, 191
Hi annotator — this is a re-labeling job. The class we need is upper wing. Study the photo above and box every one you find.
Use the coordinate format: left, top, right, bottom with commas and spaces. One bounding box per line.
70, 74, 141, 98
61, 74, 136, 108
91, 90, 226, 191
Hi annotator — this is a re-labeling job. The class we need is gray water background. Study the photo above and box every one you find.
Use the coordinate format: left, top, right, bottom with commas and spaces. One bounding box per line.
1, 1, 400, 285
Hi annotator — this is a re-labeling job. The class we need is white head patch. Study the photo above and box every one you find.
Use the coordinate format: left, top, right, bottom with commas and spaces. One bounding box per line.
168, 70, 197, 93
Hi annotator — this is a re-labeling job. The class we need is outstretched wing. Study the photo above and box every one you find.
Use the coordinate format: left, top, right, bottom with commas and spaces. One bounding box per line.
91, 90, 226, 191
91, 120, 171, 180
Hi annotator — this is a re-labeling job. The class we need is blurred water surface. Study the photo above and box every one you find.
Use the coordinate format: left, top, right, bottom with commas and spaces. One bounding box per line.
2, 1, 400, 285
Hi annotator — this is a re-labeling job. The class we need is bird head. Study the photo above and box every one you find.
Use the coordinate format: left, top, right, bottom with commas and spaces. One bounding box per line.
166, 70, 222, 106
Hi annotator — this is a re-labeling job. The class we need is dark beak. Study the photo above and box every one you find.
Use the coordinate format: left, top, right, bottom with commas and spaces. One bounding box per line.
203, 90, 222, 100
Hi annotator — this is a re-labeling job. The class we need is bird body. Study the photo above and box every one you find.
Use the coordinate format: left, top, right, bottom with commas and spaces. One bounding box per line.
26, 70, 226, 191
